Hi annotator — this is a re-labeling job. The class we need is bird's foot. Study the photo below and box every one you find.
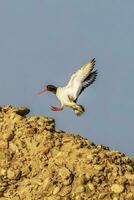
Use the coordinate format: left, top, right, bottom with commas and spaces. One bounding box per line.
50, 106, 64, 111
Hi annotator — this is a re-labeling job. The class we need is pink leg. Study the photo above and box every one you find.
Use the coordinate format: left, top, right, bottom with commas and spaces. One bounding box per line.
50, 106, 64, 111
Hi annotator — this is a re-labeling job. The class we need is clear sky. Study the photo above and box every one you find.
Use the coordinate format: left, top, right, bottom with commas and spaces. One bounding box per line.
0, 1, 134, 156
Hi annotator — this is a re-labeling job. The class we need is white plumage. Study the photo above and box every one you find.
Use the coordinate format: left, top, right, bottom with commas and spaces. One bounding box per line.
56, 58, 97, 115
38, 58, 97, 116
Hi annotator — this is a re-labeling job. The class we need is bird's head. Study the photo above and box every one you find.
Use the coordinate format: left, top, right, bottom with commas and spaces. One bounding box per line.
37, 85, 57, 95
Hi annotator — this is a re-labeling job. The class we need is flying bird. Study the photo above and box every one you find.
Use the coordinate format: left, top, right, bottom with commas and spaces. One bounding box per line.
38, 58, 97, 116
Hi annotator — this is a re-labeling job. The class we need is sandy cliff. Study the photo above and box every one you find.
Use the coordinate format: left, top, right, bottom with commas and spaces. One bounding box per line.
0, 105, 134, 200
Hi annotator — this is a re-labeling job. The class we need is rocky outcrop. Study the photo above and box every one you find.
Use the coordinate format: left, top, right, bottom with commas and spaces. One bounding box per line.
0, 105, 134, 200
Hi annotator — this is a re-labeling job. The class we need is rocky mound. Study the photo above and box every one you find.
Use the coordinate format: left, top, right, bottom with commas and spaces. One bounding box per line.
0, 105, 134, 200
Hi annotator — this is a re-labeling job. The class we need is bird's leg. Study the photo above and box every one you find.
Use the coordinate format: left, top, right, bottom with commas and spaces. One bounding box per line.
50, 106, 64, 111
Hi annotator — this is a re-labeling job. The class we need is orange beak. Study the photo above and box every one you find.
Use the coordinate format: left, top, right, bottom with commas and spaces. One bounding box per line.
37, 87, 48, 95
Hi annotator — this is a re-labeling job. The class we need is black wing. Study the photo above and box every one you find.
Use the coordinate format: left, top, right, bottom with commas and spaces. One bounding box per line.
74, 70, 98, 103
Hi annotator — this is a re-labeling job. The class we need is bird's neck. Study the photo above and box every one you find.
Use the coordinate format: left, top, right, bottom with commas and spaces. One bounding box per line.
51, 86, 58, 94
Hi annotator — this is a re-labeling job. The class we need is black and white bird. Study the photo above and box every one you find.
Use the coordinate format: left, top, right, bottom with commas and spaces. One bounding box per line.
38, 58, 97, 116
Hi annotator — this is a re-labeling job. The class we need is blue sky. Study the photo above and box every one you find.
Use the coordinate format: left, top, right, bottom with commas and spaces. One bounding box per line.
0, 1, 134, 156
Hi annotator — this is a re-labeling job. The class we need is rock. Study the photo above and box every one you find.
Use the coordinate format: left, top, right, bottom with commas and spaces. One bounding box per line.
131, 186, 134, 192
42, 145, 50, 154
98, 193, 107, 199
14, 106, 30, 116
7, 169, 21, 180
2, 105, 13, 112
0, 140, 8, 149
59, 167, 70, 178
111, 184, 124, 193
77, 175, 87, 184
126, 193, 134, 199
0, 105, 133, 200
7, 169, 15, 179
59, 186, 72, 196
94, 164, 104, 171
47, 197, 61, 200
43, 177, 51, 190
125, 173, 134, 180
75, 185, 85, 193
126, 165, 133, 172
113, 197, 119, 200
87, 182, 95, 191
4, 132, 15, 141
53, 186, 60, 195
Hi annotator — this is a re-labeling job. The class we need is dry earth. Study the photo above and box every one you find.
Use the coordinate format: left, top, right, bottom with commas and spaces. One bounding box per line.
0, 105, 134, 200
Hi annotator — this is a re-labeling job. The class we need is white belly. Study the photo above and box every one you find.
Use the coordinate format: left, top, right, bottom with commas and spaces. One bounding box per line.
56, 84, 82, 106
56, 87, 71, 106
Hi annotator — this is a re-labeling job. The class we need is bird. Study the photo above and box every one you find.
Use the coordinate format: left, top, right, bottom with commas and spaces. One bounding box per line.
38, 58, 98, 116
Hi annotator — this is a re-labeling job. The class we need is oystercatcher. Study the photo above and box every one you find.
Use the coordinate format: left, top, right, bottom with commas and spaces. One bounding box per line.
38, 58, 97, 116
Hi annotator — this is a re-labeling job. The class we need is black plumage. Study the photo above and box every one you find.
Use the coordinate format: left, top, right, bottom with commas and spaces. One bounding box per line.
74, 70, 98, 102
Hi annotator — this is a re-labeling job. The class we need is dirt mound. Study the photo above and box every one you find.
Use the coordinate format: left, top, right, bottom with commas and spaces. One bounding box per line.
0, 105, 134, 200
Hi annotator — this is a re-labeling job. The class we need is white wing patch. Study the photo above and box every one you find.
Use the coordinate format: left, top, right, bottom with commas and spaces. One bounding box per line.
65, 58, 96, 100
67, 58, 96, 87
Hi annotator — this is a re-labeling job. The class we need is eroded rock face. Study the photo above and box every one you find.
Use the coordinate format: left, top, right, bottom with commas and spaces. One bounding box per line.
0, 105, 134, 200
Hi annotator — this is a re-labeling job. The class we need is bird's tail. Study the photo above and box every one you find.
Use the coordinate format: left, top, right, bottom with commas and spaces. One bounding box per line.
72, 104, 85, 116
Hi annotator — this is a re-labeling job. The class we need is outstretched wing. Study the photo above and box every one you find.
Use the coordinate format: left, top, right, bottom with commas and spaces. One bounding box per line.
66, 58, 96, 101
67, 58, 96, 87
74, 70, 98, 103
